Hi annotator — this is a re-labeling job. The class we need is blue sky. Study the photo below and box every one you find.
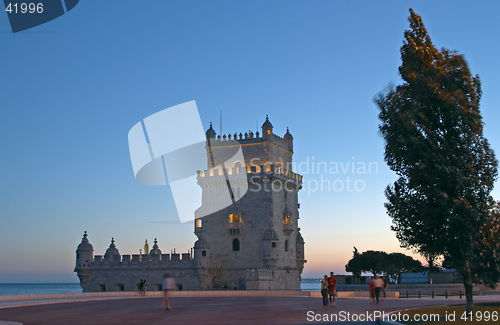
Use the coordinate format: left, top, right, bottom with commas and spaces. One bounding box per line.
1, 1, 499, 282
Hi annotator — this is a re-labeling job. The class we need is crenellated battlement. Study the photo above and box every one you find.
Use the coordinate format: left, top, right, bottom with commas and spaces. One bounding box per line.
214, 130, 260, 141
208, 130, 292, 148
197, 164, 303, 184
91, 252, 193, 268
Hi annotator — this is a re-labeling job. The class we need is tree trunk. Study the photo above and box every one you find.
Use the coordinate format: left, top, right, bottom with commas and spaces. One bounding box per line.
464, 261, 474, 314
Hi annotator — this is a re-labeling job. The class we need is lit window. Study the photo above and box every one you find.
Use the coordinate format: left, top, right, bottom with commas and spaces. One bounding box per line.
267, 130, 271, 135
196, 219, 202, 227
285, 215, 292, 225
229, 213, 241, 223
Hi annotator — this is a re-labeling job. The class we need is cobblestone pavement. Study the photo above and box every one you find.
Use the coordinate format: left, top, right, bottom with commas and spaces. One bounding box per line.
0, 295, 499, 325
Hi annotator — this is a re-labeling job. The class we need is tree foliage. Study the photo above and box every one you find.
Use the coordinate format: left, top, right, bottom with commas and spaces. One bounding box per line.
375, 8, 498, 312
472, 202, 500, 287
345, 248, 423, 282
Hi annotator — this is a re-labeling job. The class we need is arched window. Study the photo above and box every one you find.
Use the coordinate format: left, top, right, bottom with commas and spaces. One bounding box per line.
232, 238, 240, 251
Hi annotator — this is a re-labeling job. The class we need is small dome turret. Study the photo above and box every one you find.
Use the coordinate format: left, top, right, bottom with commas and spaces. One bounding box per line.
104, 238, 120, 258
77, 231, 94, 252
284, 127, 293, 140
261, 115, 273, 136
206, 122, 216, 138
149, 238, 162, 255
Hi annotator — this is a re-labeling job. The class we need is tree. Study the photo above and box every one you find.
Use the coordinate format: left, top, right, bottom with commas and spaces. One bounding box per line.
345, 247, 362, 277
345, 249, 423, 281
346, 249, 387, 277
375, 9, 498, 313
472, 202, 500, 287
386, 253, 425, 283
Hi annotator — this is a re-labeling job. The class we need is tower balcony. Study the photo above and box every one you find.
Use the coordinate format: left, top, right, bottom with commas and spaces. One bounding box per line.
284, 224, 294, 236
227, 222, 242, 235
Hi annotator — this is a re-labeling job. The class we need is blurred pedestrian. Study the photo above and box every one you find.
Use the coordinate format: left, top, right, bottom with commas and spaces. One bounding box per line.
161, 273, 175, 310
374, 275, 384, 303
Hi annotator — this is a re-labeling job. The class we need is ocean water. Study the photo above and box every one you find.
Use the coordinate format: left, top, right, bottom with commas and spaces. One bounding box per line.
0, 280, 321, 295
0, 283, 82, 296
300, 278, 321, 291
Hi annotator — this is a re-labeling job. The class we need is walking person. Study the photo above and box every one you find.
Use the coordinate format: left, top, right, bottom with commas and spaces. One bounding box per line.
141, 280, 148, 296
161, 273, 175, 310
369, 277, 375, 304
327, 272, 337, 306
373, 275, 384, 304
320, 275, 329, 307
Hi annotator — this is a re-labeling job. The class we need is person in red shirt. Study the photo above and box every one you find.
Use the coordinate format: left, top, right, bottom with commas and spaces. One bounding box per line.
327, 272, 337, 306
369, 277, 376, 304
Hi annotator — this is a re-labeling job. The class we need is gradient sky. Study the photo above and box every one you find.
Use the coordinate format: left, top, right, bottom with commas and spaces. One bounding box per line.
1, 1, 499, 283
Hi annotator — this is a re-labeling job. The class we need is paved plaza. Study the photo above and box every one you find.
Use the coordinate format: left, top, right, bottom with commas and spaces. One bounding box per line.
1, 295, 499, 325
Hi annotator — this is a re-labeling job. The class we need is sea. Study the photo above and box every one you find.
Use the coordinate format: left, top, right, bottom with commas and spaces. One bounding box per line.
0, 279, 322, 295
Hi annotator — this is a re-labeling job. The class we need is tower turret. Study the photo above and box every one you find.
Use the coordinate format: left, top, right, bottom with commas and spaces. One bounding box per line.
149, 238, 162, 255
206, 122, 216, 139
104, 238, 120, 262
193, 237, 210, 267
261, 115, 273, 140
75, 231, 94, 288
149, 238, 162, 261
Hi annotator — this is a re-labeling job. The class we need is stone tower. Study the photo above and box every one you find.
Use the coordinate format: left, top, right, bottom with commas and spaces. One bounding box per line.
74, 116, 305, 292
74, 231, 94, 287
193, 116, 305, 290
